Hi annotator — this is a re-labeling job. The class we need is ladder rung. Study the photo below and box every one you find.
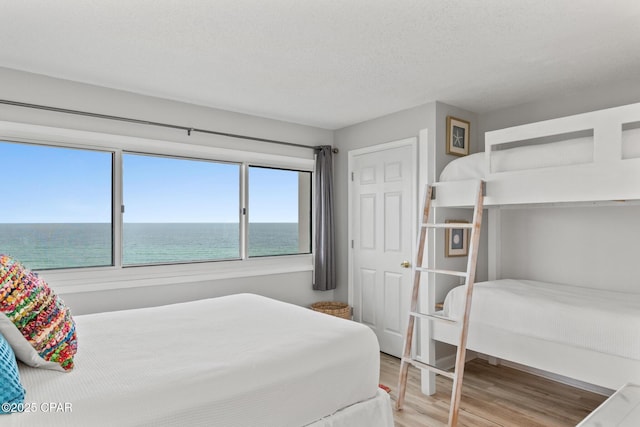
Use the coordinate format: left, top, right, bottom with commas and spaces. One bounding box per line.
422, 223, 474, 229
416, 267, 468, 277
410, 311, 458, 324
404, 357, 456, 379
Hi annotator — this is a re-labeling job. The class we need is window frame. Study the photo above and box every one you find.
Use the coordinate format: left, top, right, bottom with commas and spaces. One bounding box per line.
0, 120, 314, 293
0, 140, 116, 270
246, 164, 312, 258
121, 151, 244, 266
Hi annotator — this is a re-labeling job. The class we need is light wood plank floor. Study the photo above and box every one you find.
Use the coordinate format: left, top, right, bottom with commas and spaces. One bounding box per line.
379, 353, 608, 427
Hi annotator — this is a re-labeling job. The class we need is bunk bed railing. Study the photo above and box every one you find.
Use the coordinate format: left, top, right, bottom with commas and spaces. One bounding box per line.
486, 102, 640, 169
434, 102, 640, 208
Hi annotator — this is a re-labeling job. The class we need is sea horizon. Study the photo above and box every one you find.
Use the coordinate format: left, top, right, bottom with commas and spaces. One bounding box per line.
0, 222, 305, 270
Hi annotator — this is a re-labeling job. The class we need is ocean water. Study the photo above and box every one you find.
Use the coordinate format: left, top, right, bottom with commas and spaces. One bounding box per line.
0, 223, 306, 270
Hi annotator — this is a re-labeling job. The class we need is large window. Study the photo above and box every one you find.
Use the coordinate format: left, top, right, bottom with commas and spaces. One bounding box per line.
0, 141, 113, 269
123, 153, 240, 265
248, 166, 311, 257
0, 137, 312, 271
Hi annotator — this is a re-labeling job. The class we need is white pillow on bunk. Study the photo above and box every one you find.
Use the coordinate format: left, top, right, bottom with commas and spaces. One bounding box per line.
440, 152, 485, 181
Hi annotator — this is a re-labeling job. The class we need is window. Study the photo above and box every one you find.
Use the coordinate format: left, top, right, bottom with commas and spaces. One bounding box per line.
0, 130, 312, 273
123, 153, 241, 265
0, 141, 113, 269
248, 166, 311, 257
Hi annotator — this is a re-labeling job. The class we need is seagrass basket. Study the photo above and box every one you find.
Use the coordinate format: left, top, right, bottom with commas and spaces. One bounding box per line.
310, 301, 352, 320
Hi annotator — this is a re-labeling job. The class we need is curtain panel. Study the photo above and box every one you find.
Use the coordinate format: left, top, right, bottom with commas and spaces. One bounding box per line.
313, 146, 336, 291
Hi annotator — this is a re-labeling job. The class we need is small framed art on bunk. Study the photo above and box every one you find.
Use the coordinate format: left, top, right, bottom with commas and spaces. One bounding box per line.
445, 220, 469, 257
446, 116, 470, 156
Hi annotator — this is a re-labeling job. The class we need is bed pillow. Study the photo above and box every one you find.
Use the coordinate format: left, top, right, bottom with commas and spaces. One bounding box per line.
0, 333, 25, 413
0, 255, 77, 371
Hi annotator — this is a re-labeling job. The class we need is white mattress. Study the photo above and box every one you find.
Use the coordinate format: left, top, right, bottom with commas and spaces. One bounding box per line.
443, 279, 640, 361
440, 127, 640, 181
4, 294, 385, 427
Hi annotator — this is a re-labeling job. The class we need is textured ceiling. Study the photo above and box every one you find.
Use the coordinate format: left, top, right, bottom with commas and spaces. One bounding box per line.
1, 1, 640, 129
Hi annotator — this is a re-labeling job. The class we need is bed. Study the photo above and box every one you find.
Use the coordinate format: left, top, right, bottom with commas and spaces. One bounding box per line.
440, 127, 640, 183
431, 102, 640, 207
419, 101, 640, 396
437, 279, 640, 390
1, 293, 394, 427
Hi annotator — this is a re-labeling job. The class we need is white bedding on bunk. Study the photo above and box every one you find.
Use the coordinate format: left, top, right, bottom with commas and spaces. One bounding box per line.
443, 279, 640, 361
440, 127, 640, 181
6, 294, 388, 427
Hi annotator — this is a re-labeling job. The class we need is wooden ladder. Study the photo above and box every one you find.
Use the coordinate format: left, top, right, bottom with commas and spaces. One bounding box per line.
395, 180, 485, 427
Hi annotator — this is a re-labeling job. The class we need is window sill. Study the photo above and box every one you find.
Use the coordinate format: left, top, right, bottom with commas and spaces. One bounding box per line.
42, 255, 313, 294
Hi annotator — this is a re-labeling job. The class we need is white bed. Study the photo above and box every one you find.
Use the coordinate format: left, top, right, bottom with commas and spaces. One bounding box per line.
419, 102, 640, 396
431, 102, 640, 207
440, 128, 640, 182
444, 279, 640, 361
437, 280, 640, 389
3, 294, 393, 427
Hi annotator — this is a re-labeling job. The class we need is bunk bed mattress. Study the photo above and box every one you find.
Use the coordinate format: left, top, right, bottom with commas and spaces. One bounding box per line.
443, 279, 640, 361
440, 127, 640, 181
9, 293, 385, 427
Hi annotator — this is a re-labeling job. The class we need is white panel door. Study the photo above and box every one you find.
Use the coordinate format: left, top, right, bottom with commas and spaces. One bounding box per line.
350, 140, 416, 357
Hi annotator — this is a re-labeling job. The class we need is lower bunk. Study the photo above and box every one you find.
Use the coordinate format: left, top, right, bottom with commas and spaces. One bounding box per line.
432, 279, 640, 392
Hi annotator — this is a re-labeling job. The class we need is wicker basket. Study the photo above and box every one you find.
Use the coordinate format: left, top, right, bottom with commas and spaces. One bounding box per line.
310, 301, 352, 320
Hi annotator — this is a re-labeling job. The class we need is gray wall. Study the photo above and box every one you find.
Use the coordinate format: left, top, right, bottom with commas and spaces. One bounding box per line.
0, 67, 335, 314
333, 102, 481, 304
333, 78, 640, 304
0, 67, 330, 158
499, 206, 640, 292
64, 272, 315, 315
334, 103, 434, 304
5, 65, 639, 314
476, 78, 640, 291
477, 76, 640, 148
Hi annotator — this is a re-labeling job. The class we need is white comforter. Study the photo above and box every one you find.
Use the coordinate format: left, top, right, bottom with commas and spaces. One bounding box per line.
443, 279, 640, 361
5, 294, 382, 427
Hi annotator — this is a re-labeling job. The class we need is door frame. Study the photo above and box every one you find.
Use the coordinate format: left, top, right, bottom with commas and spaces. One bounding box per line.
347, 136, 423, 318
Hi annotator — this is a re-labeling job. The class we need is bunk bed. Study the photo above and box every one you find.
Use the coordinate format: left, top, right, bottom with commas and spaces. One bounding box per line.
425, 102, 640, 393
4, 293, 393, 427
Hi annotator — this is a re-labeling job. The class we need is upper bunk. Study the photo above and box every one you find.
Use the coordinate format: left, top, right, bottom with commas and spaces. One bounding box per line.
433, 102, 640, 207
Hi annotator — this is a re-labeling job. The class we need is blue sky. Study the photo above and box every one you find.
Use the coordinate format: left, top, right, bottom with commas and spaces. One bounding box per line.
0, 142, 303, 223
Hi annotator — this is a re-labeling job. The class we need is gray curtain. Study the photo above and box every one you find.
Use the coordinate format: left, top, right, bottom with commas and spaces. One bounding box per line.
313, 146, 336, 291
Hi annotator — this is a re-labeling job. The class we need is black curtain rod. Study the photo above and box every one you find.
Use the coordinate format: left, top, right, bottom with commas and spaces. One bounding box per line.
0, 99, 338, 153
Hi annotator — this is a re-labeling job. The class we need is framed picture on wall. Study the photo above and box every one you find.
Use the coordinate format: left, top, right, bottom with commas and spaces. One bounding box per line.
446, 116, 470, 156
445, 220, 469, 257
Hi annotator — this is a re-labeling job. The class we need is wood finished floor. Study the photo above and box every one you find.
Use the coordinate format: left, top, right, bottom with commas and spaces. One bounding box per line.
379, 353, 608, 427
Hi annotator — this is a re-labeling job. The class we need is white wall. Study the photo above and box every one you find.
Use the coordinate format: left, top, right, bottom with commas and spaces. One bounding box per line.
477, 78, 640, 291
0, 67, 335, 313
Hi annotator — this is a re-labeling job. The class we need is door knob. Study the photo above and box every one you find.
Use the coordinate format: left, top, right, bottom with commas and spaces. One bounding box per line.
400, 260, 411, 268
